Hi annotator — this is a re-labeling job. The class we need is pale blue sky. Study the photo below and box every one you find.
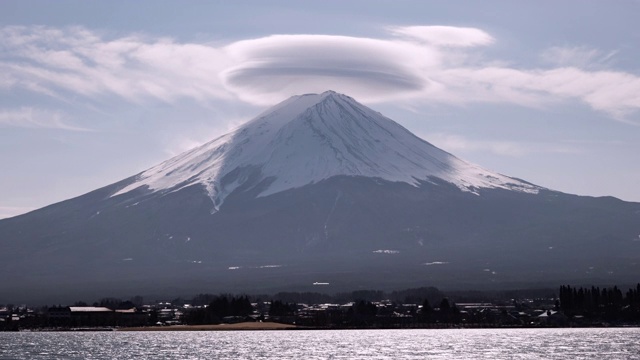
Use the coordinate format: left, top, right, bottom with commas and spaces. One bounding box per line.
1, 0, 639, 218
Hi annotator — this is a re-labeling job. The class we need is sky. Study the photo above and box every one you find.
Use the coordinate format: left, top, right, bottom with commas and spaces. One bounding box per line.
1, 0, 639, 219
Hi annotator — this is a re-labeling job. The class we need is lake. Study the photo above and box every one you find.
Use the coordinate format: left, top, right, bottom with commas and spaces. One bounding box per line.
1, 328, 638, 359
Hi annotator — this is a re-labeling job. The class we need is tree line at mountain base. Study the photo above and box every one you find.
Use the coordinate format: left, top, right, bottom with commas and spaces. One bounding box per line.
558, 284, 640, 323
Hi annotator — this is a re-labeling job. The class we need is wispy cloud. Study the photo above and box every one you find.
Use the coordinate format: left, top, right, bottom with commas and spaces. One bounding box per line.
0, 107, 89, 131
388, 25, 495, 47
540, 46, 618, 68
0, 26, 232, 104
432, 67, 640, 121
425, 133, 583, 157
2, 25, 640, 123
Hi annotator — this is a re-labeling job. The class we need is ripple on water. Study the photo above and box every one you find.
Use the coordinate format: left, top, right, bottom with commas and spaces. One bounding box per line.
1, 328, 639, 359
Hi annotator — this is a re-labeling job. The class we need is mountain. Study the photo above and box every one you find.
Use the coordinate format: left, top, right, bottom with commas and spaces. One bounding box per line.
112, 90, 539, 210
1, 91, 639, 304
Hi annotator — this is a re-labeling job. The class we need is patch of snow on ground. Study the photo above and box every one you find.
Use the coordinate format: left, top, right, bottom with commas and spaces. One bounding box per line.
373, 250, 400, 254
424, 261, 449, 265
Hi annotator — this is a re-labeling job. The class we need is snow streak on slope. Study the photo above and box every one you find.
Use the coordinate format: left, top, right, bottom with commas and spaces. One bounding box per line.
113, 91, 540, 210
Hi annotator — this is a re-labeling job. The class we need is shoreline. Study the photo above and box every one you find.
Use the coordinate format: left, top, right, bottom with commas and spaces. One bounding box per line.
117, 321, 298, 331
10, 323, 640, 332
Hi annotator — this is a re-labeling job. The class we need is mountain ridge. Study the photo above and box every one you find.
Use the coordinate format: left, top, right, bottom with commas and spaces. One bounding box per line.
112, 90, 540, 212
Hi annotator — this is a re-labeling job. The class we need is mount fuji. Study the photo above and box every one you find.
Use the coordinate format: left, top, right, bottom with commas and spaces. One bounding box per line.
115, 91, 539, 209
1, 91, 639, 303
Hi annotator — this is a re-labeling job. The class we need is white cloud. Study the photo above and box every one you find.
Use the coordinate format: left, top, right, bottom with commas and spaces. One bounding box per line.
220, 29, 640, 120
0, 107, 89, 131
434, 67, 640, 120
221, 34, 437, 104
2, 25, 640, 123
0, 26, 233, 104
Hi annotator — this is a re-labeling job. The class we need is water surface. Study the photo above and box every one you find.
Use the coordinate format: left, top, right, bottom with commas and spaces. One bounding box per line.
1, 328, 638, 359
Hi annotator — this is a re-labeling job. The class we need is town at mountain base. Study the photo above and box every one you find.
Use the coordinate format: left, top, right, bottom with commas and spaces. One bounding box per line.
1, 91, 639, 304
3, 284, 640, 331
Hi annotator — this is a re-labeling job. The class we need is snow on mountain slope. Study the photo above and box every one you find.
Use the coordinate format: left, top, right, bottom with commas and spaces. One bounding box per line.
113, 91, 540, 210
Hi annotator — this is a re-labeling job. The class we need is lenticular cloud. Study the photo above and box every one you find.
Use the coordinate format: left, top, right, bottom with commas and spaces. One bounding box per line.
220, 34, 435, 104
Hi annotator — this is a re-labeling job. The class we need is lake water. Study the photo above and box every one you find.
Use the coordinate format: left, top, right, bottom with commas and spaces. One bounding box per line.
1, 328, 639, 359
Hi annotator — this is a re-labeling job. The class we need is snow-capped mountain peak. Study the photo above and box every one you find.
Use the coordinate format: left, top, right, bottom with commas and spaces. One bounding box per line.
112, 91, 540, 210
